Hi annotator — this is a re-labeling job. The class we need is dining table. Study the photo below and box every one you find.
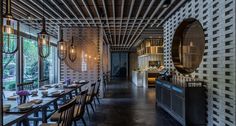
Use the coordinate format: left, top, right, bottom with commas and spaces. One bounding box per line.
3, 81, 89, 126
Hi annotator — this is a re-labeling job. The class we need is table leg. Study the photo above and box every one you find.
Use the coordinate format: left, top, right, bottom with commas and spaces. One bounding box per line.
33, 112, 39, 126
42, 107, 47, 123
53, 100, 58, 110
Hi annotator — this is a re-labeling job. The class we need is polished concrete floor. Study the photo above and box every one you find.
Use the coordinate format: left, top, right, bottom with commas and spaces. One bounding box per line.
79, 80, 181, 126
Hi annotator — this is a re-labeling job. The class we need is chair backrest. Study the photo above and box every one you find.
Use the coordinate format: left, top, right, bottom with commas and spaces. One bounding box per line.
94, 79, 101, 95
89, 83, 96, 96
58, 98, 76, 126
17, 81, 34, 91
74, 90, 88, 118
38, 78, 49, 87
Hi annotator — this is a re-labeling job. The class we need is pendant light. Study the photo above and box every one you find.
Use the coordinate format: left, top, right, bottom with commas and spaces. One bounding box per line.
2, 0, 18, 54
37, 17, 50, 58
69, 36, 76, 62
57, 27, 67, 60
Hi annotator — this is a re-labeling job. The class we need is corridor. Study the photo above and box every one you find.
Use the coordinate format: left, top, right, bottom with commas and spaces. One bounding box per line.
85, 80, 181, 126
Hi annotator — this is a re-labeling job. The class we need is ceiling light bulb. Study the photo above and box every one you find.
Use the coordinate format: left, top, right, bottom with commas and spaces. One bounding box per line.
60, 45, 64, 50
5, 25, 13, 34
71, 49, 74, 53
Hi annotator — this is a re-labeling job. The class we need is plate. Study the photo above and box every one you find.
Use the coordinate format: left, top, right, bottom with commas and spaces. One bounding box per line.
79, 80, 86, 83
30, 99, 43, 104
3, 104, 11, 112
44, 85, 52, 88
7, 95, 18, 100
18, 103, 33, 111
50, 91, 61, 96
39, 87, 48, 90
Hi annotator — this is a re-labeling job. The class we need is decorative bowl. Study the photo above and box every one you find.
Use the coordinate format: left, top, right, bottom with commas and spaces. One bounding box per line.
41, 91, 48, 96
3, 104, 11, 112
50, 91, 61, 96
18, 103, 33, 111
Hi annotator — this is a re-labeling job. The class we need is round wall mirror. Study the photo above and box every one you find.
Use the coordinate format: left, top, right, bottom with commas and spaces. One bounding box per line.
171, 18, 205, 74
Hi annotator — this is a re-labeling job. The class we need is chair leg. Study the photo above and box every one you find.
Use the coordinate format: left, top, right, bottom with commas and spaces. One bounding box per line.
96, 96, 100, 104
85, 104, 90, 119
90, 103, 95, 112
93, 100, 96, 108
82, 117, 87, 126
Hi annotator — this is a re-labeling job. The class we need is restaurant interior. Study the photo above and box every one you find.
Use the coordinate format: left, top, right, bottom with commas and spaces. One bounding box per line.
0, 0, 236, 126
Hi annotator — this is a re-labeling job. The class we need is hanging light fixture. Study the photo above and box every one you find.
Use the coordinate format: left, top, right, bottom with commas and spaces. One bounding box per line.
2, 0, 18, 54
37, 17, 50, 58
69, 36, 76, 62
57, 27, 67, 60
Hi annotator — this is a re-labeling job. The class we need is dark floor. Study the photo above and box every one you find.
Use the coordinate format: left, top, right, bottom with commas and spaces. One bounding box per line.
78, 80, 181, 126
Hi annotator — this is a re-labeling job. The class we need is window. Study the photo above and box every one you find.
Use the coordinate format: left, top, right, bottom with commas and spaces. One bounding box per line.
82, 51, 88, 72
3, 53, 17, 91
23, 38, 39, 86
48, 46, 58, 83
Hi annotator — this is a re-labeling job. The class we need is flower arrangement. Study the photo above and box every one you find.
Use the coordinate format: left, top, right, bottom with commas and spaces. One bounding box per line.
16, 90, 30, 96
16, 90, 30, 104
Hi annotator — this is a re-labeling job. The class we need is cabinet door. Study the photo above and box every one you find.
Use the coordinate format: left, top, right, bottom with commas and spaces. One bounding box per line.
156, 83, 162, 103
171, 94, 184, 118
162, 87, 171, 108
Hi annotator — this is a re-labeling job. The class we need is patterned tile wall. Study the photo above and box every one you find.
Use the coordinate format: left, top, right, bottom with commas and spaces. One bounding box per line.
163, 0, 235, 125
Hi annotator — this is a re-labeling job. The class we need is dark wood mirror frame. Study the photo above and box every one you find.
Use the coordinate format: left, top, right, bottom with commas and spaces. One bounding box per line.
171, 18, 205, 74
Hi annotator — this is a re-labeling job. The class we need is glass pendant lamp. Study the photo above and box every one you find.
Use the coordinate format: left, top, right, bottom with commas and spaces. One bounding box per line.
57, 27, 67, 60
37, 17, 50, 58
69, 36, 76, 62
2, 0, 18, 54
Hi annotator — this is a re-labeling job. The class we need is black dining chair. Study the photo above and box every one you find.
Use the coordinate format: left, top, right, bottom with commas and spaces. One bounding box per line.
73, 89, 88, 126
50, 90, 88, 126
17, 81, 34, 91
93, 79, 101, 105
85, 83, 96, 118
41, 98, 76, 126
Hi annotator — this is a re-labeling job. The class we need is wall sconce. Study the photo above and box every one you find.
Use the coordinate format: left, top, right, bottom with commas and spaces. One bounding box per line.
69, 36, 76, 62
57, 27, 67, 60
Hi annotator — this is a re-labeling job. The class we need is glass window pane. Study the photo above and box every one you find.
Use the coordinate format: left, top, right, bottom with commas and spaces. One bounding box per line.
42, 46, 58, 84
23, 38, 39, 87
48, 46, 58, 83
3, 53, 16, 91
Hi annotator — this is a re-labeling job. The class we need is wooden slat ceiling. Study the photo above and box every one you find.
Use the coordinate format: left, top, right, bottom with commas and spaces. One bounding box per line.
3, 0, 186, 51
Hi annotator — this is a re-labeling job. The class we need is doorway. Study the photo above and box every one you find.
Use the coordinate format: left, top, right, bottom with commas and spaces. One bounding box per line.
111, 53, 128, 79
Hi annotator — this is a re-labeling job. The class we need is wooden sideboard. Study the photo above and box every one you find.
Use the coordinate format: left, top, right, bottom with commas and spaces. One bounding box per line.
156, 79, 206, 126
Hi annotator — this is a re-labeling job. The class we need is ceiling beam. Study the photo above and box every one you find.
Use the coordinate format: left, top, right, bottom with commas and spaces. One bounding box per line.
71, 0, 90, 26
121, 0, 135, 46
122, 0, 145, 49
92, 0, 110, 45
118, 0, 125, 46
12, 0, 57, 36
38, 0, 71, 27
102, 0, 114, 44
128, 0, 173, 48
81, 0, 96, 26
60, 0, 83, 26
154, 0, 186, 28
124, 0, 156, 47
30, 0, 64, 27
112, 0, 116, 45
50, 0, 77, 26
